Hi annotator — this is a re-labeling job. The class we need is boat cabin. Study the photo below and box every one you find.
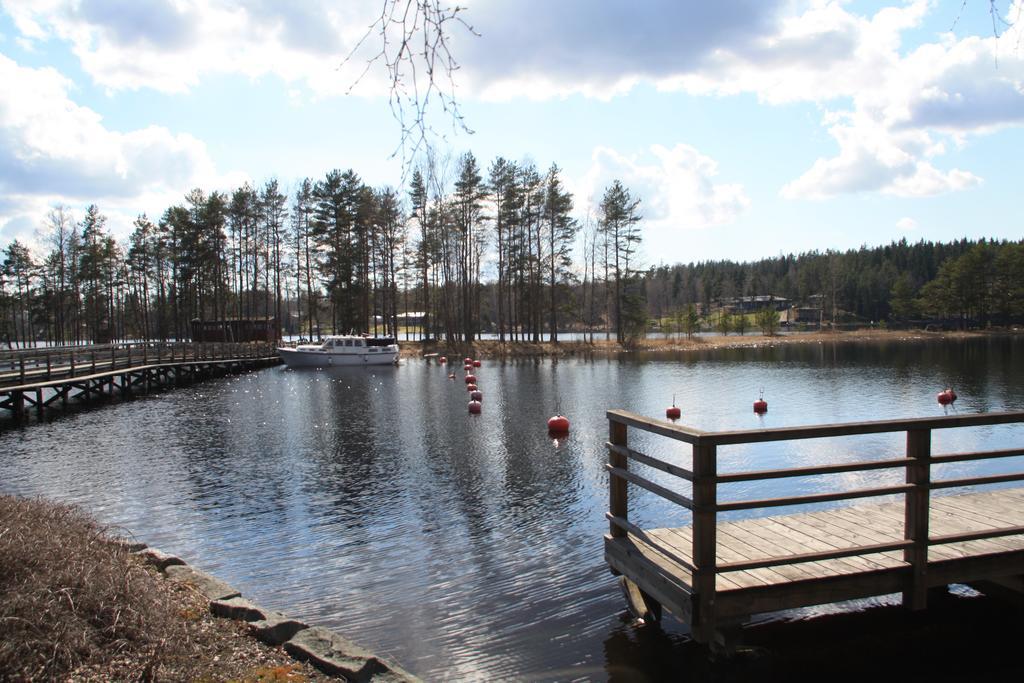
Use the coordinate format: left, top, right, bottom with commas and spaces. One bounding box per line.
318, 335, 398, 351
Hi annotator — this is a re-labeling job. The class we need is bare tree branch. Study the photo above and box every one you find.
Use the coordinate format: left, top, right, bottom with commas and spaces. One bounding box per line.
342, 1, 479, 176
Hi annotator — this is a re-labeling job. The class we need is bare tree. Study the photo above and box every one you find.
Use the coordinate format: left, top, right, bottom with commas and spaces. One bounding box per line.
343, 1, 479, 172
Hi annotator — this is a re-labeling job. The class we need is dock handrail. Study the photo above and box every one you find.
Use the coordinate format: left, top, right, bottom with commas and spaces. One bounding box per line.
0, 341, 278, 390
606, 408, 1024, 639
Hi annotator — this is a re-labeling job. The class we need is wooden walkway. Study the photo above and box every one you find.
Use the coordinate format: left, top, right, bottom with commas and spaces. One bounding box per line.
0, 342, 280, 425
604, 410, 1024, 651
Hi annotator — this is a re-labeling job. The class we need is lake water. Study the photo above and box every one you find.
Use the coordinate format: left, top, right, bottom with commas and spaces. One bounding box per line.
2, 336, 1023, 680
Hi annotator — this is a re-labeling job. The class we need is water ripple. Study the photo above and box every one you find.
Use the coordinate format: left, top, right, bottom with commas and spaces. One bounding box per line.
1, 337, 1022, 680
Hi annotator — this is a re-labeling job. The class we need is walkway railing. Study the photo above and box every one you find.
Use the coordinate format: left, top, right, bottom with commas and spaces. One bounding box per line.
606, 409, 1024, 639
0, 342, 278, 389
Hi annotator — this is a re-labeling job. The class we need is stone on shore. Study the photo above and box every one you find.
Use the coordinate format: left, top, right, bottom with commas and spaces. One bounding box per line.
134, 547, 186, 572
164, 564, 242, 601
209, 596, 269, 622
249, 612, 310, 646
284, 626, 419, 682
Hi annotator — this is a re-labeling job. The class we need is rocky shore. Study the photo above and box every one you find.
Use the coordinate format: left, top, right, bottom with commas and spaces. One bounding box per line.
0, 495, 417, 682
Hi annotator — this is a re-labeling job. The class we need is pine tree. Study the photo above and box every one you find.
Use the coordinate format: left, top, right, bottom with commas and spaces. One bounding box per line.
542, 163, 577, 343
598, 180, 642, 343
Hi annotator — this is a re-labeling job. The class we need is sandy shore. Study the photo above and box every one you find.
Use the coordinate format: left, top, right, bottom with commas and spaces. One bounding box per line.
400, 328, 1011, 360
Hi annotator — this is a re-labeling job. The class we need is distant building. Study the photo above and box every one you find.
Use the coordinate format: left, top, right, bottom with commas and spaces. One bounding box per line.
397, 311, 426, 325
781, 307, 822, 325
191, 317, 279, 343
720, 296, 789, 313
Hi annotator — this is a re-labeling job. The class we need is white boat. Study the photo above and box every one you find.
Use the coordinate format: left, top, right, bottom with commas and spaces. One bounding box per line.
277, 335, 399, 367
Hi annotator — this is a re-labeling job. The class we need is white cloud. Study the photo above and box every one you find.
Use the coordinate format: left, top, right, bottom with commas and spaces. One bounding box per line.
461, 0, 785, 101
462, 0, 1021, 200
896, 216, 918, 231
0, 53, 243, 246
3, 0, 1023, 203
575, 144, 749, 233
0, 0, 377, 95
780, 110, 983, 199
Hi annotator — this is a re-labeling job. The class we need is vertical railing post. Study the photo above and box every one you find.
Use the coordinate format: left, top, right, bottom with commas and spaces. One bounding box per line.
19, 357, 25, 384
904, 428, 931, 610
46, 354, 51, 380
691, 441, 718, 644
609, 417, 628, 538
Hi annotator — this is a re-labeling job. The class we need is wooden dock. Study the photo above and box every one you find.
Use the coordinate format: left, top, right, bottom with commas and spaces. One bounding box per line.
0, 342, 281, 425
604, 410, 1024, 651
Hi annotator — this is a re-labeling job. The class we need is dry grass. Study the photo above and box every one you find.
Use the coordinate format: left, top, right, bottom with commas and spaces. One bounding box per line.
403, 328, 995, 360
0, 495, 332, 682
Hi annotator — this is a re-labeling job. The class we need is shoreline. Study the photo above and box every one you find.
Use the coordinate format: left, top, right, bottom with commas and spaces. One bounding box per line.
400, 328, 1018, 360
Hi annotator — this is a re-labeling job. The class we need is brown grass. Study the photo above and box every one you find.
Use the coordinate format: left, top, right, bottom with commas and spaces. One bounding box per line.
0, 495, 331, 682
402, 328, 1001, 360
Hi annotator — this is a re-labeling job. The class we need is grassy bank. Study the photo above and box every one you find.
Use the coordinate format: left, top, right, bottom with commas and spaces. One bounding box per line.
0, 495, 329, 682
400, 328, 1007, 360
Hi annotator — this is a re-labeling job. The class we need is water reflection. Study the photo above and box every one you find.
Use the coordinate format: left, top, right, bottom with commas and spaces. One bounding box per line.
0, 336, 1022, 680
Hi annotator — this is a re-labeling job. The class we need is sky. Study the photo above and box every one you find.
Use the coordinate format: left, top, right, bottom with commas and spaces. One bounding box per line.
1, 0, 1022, 268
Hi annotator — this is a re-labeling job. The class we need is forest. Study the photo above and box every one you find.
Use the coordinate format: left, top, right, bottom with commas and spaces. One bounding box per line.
1, 150, 1022, 348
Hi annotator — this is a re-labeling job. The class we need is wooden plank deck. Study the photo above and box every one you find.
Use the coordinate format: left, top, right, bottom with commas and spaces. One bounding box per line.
607, 487, 1024, 624
0, 343, 281, 425
0, 342, 276, 390
604, 409, 1024, 648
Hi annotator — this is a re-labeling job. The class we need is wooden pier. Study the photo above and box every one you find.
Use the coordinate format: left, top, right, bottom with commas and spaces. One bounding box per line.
604, 410, 1024, 651
0, 342, 281, 425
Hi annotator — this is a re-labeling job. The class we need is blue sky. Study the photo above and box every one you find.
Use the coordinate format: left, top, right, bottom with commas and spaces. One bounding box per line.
1, 0, 1022, 267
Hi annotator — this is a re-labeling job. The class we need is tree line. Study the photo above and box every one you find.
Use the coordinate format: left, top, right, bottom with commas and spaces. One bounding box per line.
0, 152, 646, 347
3, 149, 1022, 348
645, 237, 1024, 330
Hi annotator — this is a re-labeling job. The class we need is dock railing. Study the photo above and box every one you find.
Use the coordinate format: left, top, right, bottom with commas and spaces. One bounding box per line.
606, 409, 1024, 641
0, 341, 278, 389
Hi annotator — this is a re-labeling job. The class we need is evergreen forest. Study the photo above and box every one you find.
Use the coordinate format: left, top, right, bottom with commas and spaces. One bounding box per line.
2, 151, 1022, 348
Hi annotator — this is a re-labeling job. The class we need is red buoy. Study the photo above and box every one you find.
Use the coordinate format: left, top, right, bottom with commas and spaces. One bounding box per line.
666, 393, 681, 420
470, 390, 483, 401
753, 389, 768, 414
473, 359, 481, 367
937, 388, 956, 405
466, 383, 478, 392
464, 364, 473, 372
464, 374, 477, 384
439, 356, 447, 364
547, 415, 570, 434
468, 400, 482, 414
464, 357, 473, 365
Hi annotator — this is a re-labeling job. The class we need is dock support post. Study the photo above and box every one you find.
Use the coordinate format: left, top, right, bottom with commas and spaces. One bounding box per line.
692, 442, 718, 645
904, 428, 931, 610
